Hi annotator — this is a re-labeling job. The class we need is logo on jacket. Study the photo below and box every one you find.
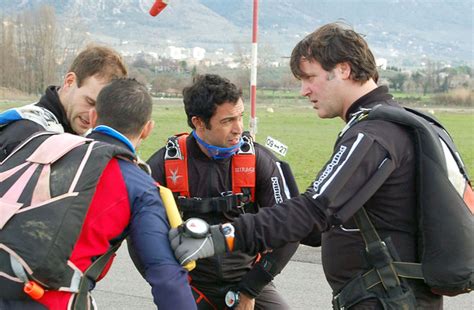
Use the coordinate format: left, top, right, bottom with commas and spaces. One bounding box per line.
167, 168, 183, 185
271, 177, 283, 203
234, 167, 255, 173
312, 145, 347, 196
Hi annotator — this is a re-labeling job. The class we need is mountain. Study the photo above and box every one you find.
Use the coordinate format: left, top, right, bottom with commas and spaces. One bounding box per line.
1, 0, 473, 66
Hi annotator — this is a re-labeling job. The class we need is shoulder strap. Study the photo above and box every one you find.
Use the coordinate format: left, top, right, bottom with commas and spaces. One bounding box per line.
164, 133, 189, 197
232, 132, 256, 202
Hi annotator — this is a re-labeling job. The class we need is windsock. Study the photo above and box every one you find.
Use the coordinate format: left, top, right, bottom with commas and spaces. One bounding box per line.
150, 0, 169, 17
159, 185, 196, 271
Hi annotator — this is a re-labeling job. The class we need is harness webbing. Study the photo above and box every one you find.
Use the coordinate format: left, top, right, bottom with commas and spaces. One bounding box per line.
72, 241, 123, 310
164, 133, 256, 214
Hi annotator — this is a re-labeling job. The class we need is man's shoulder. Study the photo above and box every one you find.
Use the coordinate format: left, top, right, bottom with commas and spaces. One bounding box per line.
1, 104, 64, 133
147, 146, 166, 166
253, 141, 280, 163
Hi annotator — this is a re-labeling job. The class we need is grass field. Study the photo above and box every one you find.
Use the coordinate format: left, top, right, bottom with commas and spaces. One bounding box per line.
1, 99, 472, 191
140, 98, 474, 190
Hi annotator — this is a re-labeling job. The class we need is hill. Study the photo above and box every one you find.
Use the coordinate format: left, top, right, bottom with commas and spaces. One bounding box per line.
1, 0, 472, 66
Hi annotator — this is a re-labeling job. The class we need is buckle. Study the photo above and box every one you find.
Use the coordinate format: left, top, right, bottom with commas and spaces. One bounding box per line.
332, 293, 345, 310
237, 135, 254, 154
165, 138, 182, 160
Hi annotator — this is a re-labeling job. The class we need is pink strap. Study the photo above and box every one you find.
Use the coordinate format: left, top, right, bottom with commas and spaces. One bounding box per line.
0, 163, 37, 229
27, 134, 91, 164
0, 162, 29, 182
31, 164, 51, 205
0, 200, 23, 229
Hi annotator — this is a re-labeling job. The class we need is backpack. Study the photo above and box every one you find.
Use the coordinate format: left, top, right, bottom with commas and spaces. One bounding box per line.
334, 105, 473, 309
0, 131, 134, 308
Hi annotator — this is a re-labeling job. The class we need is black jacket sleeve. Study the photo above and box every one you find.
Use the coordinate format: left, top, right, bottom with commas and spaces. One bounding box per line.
233, 127, 395, 255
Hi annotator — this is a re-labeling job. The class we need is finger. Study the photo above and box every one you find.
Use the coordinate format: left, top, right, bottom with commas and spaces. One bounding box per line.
170, 234, 181, 251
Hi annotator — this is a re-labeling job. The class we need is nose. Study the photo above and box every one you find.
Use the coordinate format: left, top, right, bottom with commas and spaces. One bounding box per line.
233, 117, 244, 134
300, 81, 311, 97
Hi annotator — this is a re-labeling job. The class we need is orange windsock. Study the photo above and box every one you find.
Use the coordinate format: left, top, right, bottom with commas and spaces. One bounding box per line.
150, 0, 169, 17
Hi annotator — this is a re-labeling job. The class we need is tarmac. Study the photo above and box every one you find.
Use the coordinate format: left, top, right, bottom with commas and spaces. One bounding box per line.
95, 244, 474, 309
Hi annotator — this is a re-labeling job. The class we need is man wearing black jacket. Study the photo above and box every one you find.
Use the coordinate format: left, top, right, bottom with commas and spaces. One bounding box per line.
0, 45, 127, 161
169, 23, 442, 309
147, 74, 299, 309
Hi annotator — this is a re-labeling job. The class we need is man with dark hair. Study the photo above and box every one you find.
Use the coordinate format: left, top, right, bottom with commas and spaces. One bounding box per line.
0, 78, 195, 309
169, 23, 442, 309
0, 44, 128, 161
146, 74, 299, 309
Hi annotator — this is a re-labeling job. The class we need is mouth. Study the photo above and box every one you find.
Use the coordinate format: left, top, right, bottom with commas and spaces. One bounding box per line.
229, 138, 240, 145
79, 116, 90, 128
311, 100, 319, 109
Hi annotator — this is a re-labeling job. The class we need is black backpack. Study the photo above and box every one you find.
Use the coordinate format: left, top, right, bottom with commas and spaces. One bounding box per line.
342, 105, 474, 296
0, 132, 133, 309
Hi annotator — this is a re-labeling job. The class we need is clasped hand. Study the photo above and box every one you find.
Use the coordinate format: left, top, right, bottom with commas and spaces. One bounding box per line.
168, 219, 227, 265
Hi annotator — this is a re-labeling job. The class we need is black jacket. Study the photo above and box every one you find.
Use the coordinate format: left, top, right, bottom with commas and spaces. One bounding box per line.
232, 86, 441, 307
147, 134, 299, 297
0, 86, 72, 161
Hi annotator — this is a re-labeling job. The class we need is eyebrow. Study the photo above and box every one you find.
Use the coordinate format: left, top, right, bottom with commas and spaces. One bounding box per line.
220, 113, 243, 123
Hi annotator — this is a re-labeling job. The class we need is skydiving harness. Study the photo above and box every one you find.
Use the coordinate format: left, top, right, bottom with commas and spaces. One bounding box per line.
332, 105, 474, 309
164, 132, 256, 215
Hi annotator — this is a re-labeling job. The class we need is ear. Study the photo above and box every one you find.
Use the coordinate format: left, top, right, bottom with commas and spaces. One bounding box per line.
139, 120, 155, 141
337, 62, 351, 80
191, 116, 205, 131
89, 108, 98, 128
62, 72, 77, 89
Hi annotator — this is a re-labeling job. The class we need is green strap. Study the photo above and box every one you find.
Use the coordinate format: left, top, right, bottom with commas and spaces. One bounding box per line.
72, 241, 123, 310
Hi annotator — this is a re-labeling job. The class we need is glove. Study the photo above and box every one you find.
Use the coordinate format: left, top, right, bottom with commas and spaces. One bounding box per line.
169, 223, 227, 265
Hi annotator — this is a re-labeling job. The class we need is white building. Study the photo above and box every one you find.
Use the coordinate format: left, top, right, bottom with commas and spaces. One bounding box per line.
192, 47, 206, 61
376, 58, 388, 70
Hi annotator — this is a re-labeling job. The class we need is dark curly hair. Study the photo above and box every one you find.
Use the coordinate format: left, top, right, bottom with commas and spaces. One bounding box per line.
183, 74, 242, 129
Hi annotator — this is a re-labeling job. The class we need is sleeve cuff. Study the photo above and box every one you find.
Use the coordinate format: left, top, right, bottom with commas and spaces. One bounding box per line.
237, 263, 274, 298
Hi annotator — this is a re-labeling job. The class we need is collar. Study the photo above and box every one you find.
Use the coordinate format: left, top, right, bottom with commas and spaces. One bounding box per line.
344, 86, 393, 122
192, 130, 243, 160
37, 86, 74, 134
89, 125, 136, 154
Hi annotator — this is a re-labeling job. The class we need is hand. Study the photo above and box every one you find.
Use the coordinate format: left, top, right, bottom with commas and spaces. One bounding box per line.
168, 222, 226, 265
235, 292, 255, 310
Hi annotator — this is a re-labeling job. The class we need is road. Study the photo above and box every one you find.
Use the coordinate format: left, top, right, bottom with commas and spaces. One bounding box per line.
94, 244, 473, 309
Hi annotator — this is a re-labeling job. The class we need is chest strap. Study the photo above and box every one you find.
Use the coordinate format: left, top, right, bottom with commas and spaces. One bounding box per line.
177, 188, 253, 214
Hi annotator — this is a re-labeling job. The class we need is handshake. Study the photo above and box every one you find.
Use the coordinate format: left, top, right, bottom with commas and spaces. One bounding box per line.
168, 218, 236, 265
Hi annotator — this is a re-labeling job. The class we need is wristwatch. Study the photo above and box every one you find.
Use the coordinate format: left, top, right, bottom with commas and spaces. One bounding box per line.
224, 289, 240, 308
183, 218, 209, 238
221, 223, 235, 251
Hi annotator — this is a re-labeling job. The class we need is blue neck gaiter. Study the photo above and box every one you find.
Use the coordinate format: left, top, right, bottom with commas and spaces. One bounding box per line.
192, 130, 242, 160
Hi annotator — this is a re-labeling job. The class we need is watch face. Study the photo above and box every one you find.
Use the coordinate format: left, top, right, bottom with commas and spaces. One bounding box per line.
185, 218, 209, 235
225, 290, 238, 307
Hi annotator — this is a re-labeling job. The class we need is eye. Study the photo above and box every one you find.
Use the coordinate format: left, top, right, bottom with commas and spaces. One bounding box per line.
86, 97, 96, 106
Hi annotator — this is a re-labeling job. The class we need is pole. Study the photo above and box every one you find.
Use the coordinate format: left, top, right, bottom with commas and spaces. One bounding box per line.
249, 0, 258, 137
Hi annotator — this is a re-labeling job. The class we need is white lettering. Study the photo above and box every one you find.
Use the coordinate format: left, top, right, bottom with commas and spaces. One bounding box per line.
312, 145, 347, 193
271, 177, 283, 204
234, 167, 256, 173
